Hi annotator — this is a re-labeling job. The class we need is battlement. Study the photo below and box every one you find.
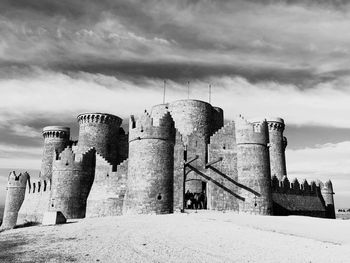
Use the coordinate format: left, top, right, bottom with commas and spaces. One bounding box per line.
271, 175, 321, 196
54, 146, 96, 169
266, 117, 285, 132
25, 178, 52, 194
129, 111, 175, 142
42, 126, 70, 139
323, 180, 334, 193
209, 121, 235, 149
235, 115, 269, 145
77, 113, 122, 126
7, 171, 29, 188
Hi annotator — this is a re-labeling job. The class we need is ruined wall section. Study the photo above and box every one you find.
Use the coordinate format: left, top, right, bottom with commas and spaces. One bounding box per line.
266, 118, 287, 180
40, 126, 70, 180
236, 116, 272, 215
77, 113, 122, 167
271, 176, 327, 217
50, 147, 96, 219
207, 122, 238, 211
17, 177, 51, 224
86, 155, 128, 218
124, 111, 175, 214
1, 172, 29, 229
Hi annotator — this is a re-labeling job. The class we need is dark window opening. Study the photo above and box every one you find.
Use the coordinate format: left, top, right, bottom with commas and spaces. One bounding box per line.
157, 194, 162, 200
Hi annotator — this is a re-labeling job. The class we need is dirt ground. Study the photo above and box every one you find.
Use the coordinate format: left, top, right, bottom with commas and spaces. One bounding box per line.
0, 211, 350, 263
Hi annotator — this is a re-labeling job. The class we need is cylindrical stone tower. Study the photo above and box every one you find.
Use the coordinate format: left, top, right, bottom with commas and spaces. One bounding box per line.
236, 116, 272, 215
50, 147, 96, 219
125, 111, 176, 214
77, 113, 122, 166
321, 180, 336, 219
267, 118, 287, 180
151, 99, 214, 142
41, 126, 70, 180
1, 172, 29, 229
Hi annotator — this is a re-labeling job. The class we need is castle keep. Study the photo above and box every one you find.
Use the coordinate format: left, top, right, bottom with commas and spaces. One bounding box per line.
1, 99, 336, 229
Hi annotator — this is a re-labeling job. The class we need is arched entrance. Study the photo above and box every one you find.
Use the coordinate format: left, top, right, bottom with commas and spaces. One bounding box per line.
185, 177, 207, 210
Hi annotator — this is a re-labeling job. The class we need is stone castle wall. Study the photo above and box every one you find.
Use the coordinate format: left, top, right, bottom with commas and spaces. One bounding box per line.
207, 122, 239, 211
86, 155, 128, 218
271, 176, 327, 217
1, 99, 336, 228
17, 178, 51, 224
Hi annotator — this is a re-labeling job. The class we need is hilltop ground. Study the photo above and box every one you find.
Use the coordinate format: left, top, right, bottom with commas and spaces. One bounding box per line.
0, 211, 349, 263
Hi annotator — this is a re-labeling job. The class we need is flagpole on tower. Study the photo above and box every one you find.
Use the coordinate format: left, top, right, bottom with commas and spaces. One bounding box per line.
209, 84, 212, 104
187, 81, 190, 99
163, 80, 166, 104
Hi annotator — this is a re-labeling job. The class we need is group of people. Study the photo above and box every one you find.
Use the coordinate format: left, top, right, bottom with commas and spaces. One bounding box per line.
185, 190, 207, 209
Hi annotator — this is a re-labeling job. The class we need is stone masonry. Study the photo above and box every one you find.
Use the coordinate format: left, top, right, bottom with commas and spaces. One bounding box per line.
1, 99, 336, 229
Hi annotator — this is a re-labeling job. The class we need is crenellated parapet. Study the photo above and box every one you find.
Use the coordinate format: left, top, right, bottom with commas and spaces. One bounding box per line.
267, 118, 285, 132
271, 176, 322, 196
54, 146, 96, 170
42, 126, 70, 139
7, 171, 29, 189
129, 111, 175, 143
77, 113, 122, 126
17, 176, 52, 225
236, 115, 269, 145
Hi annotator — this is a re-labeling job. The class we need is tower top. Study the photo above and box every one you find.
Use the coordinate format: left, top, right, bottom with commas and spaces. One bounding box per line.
77, 112, 122, 126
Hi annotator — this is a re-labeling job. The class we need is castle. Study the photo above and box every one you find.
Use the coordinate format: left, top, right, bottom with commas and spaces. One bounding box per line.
1, 99, 336, 229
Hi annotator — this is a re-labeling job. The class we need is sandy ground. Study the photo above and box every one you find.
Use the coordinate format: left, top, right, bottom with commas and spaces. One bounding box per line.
0, 211, 350, 263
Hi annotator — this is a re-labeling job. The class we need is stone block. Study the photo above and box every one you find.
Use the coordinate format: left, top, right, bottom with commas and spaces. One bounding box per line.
42, 211, 66, 225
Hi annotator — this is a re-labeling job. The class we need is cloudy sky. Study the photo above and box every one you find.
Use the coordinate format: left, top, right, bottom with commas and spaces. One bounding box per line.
1, 0, 350, 208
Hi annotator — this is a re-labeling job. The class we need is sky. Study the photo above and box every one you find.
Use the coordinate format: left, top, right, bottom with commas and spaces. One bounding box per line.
0, 0, 350, 208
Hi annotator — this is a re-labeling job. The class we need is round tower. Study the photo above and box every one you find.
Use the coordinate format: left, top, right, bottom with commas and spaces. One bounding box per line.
125, 111, 176, 214
235, 116, 272, 215
50, 147, 96, 219
77, 113, 122, 166
266, 118, 287, 180
151, 99, 214, 142
1, 172, 29, 229
321, 180, 336, 219
41, 126, 70, 180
